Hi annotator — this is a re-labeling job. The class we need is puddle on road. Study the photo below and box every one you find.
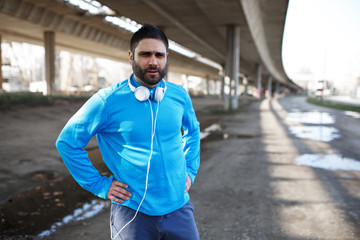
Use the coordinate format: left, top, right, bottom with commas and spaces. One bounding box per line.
203, 132, 260, 142
38, 199, 110, 238
200, 123, 259, 141
285, 110, 341, 142
200, 123, 222, 140
0, 148, 110, 238
289, 126, 341, 142
344, 111, 360, 119
286, 111, 335, 124
288, 111, 360, 172
0, 174, 102, 238
295, 154, 360, 171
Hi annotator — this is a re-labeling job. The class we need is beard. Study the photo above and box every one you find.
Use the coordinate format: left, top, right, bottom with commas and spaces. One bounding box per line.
132, 60, 167, 86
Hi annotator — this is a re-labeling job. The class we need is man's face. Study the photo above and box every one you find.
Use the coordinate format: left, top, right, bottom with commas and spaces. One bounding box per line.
129, 38, 168, 87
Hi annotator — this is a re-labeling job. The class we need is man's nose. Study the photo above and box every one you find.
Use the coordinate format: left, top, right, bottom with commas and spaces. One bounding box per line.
149, 54, 158, 66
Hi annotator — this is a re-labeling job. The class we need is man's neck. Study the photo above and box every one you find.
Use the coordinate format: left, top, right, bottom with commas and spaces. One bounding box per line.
133, 75, 158, 89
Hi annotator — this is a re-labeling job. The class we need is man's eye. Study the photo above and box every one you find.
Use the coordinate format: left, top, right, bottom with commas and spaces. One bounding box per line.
139, 52, 151, 57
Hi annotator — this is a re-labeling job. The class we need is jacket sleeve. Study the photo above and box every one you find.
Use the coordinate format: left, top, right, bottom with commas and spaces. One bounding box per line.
55, 93, 113, 199
182, 92, 200, 184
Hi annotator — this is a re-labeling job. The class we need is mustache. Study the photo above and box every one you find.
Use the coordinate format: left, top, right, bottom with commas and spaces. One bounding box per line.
145, 66, 159, 71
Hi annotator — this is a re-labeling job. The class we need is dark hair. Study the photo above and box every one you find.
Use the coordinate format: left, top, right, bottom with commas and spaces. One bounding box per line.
130, 24, 169, 53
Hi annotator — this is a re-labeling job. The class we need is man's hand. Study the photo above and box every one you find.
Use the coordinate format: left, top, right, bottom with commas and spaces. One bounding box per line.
185, 174, 192, 193
107, 179, 132, 203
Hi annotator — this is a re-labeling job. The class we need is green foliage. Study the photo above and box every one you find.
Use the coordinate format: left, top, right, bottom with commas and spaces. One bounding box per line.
0, 92, 52, 110
0, 92, 89, 110
307, 97, 360, 113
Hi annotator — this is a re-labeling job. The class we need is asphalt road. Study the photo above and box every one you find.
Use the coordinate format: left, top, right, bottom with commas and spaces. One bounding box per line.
1, 95, 360, 239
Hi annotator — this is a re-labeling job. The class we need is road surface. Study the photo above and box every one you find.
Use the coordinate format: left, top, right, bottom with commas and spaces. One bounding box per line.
1, 95, 360, 239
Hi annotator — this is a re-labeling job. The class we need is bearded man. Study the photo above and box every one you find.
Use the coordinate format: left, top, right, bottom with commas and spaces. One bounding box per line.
56, 24, 201, 240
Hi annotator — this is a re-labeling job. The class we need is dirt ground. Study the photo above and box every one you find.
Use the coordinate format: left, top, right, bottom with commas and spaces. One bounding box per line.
1, 95, 360, 239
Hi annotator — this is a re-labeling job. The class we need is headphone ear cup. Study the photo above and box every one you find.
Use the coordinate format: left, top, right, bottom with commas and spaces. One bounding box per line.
154, 87, 165, 102
134, 86, 150, 101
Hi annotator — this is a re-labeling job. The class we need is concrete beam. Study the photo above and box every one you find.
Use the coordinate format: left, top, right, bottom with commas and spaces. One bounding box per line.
240, 0, 287, 84
142, 0, 225, 61
0, 0, 220, 82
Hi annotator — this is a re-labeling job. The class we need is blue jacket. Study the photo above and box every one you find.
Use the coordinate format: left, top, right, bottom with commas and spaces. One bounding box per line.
56, 76, 200, 215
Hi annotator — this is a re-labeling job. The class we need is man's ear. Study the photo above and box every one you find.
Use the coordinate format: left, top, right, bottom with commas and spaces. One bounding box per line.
129, 50, 133, 64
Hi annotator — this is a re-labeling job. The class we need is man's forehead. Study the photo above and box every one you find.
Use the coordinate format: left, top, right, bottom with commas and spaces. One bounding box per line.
135, 38, 167, 52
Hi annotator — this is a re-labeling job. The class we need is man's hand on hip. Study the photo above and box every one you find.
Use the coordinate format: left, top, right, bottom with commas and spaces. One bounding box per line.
107, 179, 132, 203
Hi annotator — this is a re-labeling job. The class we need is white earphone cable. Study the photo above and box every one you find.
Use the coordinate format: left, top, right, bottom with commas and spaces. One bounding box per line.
111, 99, 160, 240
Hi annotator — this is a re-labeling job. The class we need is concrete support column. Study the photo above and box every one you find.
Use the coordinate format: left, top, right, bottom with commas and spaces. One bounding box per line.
225, 25, 240, 110
276, 81, 280, 96
216, 79, 221, 96
219, 67, 225, 99
206, 76, 210, 95
256, 64, 262, 99
44, 31, 55, 95
0, 35, 3, 91
231, 26, 240, 109
267, 75, 272, 98
243, 76, 248, 95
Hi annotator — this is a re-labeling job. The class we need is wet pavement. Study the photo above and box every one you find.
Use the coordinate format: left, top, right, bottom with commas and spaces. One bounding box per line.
1, 95, 360, 239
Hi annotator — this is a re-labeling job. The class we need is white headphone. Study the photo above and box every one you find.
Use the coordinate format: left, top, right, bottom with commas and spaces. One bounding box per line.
128, 75, 167, 102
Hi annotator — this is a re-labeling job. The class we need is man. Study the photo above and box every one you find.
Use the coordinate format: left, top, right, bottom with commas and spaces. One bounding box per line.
56, 24, 200, 240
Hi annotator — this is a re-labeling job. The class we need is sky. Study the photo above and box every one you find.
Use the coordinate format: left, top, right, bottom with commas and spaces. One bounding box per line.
282, 0, 360, 87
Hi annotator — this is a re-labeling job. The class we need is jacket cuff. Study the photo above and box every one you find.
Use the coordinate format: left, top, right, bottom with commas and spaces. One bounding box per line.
97, 175, 114, 199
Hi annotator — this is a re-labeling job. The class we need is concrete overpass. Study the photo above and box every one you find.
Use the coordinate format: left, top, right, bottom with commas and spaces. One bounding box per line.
0, 0, 298, 109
